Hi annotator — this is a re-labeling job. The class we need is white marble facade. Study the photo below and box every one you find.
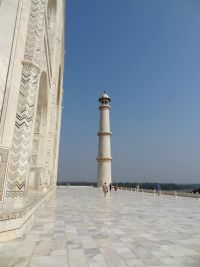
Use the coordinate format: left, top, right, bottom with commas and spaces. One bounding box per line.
0, 1, 20, 117
0, 0, 64, 209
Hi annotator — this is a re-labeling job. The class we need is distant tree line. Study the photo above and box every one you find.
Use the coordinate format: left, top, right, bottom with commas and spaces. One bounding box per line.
57, 181, 97, 187
57, 181, 200, 192
116, 182, 200, 192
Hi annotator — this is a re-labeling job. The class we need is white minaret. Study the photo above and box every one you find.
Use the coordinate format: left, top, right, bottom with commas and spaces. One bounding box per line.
97, 92, 112, 187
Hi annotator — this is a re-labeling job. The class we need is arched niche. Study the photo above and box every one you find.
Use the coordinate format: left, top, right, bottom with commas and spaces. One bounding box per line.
28, 71, 48, 191
47, 0, 57, 63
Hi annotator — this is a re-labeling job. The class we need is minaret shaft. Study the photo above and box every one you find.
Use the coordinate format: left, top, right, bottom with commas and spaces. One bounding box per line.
99, 108, 110, 132
97, 93, 112, 187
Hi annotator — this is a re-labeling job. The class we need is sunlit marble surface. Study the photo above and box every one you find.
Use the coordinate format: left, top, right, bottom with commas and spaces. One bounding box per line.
0, 0, 19, 113
1, 186, 200, 267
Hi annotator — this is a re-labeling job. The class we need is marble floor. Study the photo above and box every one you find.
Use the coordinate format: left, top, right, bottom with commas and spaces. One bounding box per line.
1, 187, 200, 267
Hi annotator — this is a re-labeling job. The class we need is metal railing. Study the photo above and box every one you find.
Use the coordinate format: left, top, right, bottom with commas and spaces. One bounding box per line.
118, 187, 200, 199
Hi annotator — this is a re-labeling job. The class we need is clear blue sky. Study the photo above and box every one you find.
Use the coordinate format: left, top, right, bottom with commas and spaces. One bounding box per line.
58, 0, 200, 183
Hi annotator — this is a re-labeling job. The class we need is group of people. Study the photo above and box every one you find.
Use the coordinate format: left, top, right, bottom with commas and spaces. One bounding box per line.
102, 182, 162, 197
102, 183, 119, 197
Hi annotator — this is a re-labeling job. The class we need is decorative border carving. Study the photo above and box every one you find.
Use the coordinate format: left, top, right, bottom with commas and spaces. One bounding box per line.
0, 147, 9, 201
96, 157, 112, 161
6, 191, 24, 198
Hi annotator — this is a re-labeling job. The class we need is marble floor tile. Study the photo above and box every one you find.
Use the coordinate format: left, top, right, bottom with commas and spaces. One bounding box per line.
28, 256, 67, 267
1, 187, 200, 267
7, 257, 30, 267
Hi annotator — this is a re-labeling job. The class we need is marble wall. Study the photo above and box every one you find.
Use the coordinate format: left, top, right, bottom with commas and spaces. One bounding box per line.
0, 1, 19, 116
0, 0, 64, 207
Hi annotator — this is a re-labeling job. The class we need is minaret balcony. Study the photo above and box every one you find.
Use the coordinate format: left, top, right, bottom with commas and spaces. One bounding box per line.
96, 157, 112, 161
99, 105, 110, 110
97, 131, 112, 136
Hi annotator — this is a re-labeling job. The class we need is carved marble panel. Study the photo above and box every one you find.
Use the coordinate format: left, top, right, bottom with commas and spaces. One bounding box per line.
33, 140, 39, 151
31, 155, 37, 166
0, 147, 9, 201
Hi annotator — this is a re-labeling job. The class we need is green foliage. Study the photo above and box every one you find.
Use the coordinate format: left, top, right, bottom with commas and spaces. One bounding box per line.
113, 182, 200, 191
57, 181, 97, 187
57, 181, 200, 191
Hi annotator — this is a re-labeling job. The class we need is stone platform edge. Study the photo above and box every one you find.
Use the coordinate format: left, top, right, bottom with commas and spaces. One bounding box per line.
0, 188, 55, 241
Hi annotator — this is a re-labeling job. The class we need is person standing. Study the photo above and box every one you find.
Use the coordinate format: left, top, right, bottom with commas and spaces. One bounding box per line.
114, 184, 118, 191
103, 183, 108, 197
156, 183, 161, 196
109, 183, 112, 191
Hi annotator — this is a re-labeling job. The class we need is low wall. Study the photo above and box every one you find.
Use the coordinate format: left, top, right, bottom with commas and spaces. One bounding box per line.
0, 188, 55, 241
118, 187, 200, 199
